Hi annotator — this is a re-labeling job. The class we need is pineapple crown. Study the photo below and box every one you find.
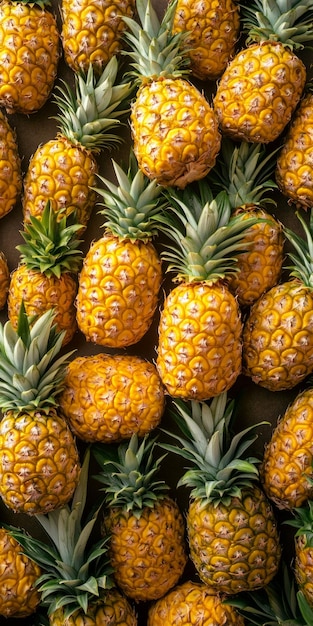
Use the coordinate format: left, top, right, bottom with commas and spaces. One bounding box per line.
53, 58, 133, 152
17, 201, 83, 278
5, 449, 115, 621
94, 149, 169, 241
286, 499, 313, 546
93, 434, 169, 518
284, 209, 313, 288
161, 393, 265, 507
0, 303, 74, 412
240, 0, 313, 49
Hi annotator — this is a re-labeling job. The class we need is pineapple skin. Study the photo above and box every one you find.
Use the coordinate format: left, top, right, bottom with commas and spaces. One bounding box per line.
131, 77, 221, 188
102, 497, 188, 602
76, 235, 162, 348
213, 41, 306, 143
260, 389, 313, 510
172, 0, 240, 81
0, 409, 81, 515
295, 534, 313, 608
147, 580, 245, 626
157, 281, 242, 400
0, 110, 22, 218
49, 590, 137, 626
0, 1, 60, 114
187, 486, 281, 594
58, 353, 165, 442
242, 279, 313, 391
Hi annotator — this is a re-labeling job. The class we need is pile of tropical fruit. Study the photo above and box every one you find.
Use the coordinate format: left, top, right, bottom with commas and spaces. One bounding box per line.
1, 0, 313, 624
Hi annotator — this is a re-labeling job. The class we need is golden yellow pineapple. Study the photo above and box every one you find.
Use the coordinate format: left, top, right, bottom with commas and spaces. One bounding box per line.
163, 394, 281, 594
0, 110, 22, 218
0, 305, 81, 515
287, 501, 313, 609
58, 352, 165, 442
123, 0, 221, 188
22, 59, 132, 229
0, 0, 59, 114
61, 0, 136, 74
243, 209, 313, 391
172, 0, 240, 81
0, 251, 9, 310
95, 434, 188, 602
213, 0, 313, 143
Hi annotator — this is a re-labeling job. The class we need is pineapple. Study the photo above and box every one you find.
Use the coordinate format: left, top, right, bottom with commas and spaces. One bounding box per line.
94, 433, 188, 602
0, 0, 59, 114
0, 527, 41, 618
243, 209, 313, 391
61, 0, 136, 75
76, 152, 165, 348
122, 0, 221, 188
8, 201, 83, 346
22, 58, 133, 230
287, 500, 313, 609
6, 449, 138, 626
156, 183, 261, 401
58, 352, 165, 442
213, 0, 313, 143
0, 250, 9, 310
0, 110, 22, 218
0, 304, 81, 515
147, 580, 245, 626
162, 393, 282, 594
172, 0, 240, 81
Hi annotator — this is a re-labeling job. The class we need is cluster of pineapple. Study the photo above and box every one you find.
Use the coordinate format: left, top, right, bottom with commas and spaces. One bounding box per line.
1, 0, 313, 625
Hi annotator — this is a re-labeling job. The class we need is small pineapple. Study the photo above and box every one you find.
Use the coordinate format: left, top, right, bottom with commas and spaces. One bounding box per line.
0, 110, 22, 218
8, 201, 83, 345
58, 352, 165, 442
94, 434, 188, 602
213, 0, 313, 143
0, 304, 81, 515
0, 250, 9, 310
22, 58, 132, 229
0, 0, 59, 114
287, 500, 313, 609
243, 209, 313, 391
162, 393, 282, 594
122, 0, 221, 188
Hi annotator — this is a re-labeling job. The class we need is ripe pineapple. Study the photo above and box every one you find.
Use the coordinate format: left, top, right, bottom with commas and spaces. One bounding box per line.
0, 527, 41, 618
156, 184, 261, 400
0, 251, 9, 310
76, 152, 165, 347
6, 449, 138, 626
122, 0, 221, 188
0, 110, 22, 218
22, 58, 132, 229
243, 209, 313, 391
162, 393, 282, 594
0, 0, 59, 114
287, 501, 313, 609
213, 0, 313, 143
172, 0, 240, 81
61, 0, 136, 75
94, 434, 188, 602
0, 305, 81, 515
8, 202, 83, 346
58, 352, 165, 442
147, 580, 245, 626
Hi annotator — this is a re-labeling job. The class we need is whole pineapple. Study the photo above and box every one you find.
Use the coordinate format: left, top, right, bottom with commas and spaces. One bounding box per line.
213, 0, 313, 143
58, 352, 165, 442
0, 110, 22, 218
122, 0, 221, 188
8, 202, 83, 345
287, 501, 313, 609
162, 393, 282, 594
243, 209, 313, 391
94, 434, 188, 602
0, 305, 81, 515
22, 58, 132, 230
0, 0, 59, 114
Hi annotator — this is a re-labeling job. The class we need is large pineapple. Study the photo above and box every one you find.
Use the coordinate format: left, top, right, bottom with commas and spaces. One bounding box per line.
162, 393, 282, 594
0, 110, 22, 218
0, 0, 59, 114
58, 352, 165, 442
76, 152, 165, 347
213, 0, 313, 143
287, 501, 313, 609
22, 58, 132, 229
0, 305, 81, 515
8, 202, 83, 345
243, 209, 313, 391
122, 0, 221, 188
172, 0, 240, 81
94, 434, 188, 602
